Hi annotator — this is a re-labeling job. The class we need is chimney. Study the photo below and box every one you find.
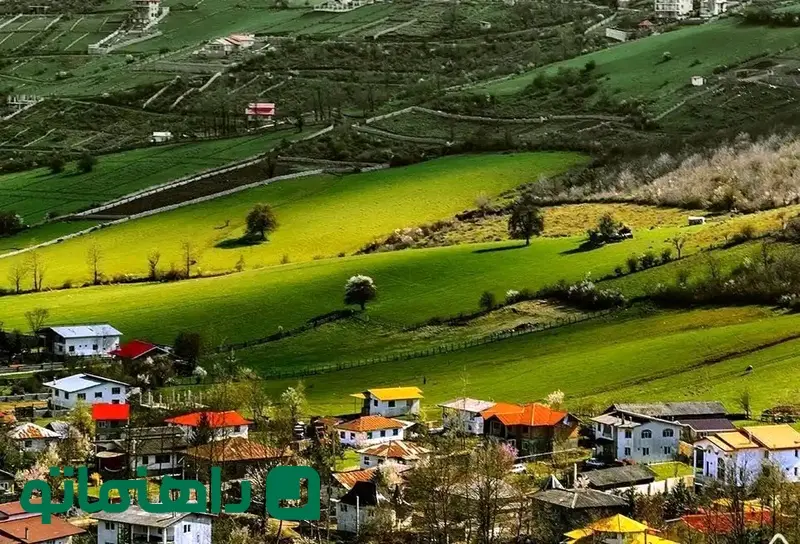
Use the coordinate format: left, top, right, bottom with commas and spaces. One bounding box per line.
24, 528, 29, 540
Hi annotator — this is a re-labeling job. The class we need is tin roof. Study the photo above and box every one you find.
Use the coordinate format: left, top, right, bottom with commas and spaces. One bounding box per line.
186, 437, 286, 462
332, 468, 378, 490
438, 398, 496, 413
610, 402, 726, 418
164, 411, 251, 428
8, 423, 60, 440
482, 402, 568, 427
335, 415, 405, 432
92, 506, 210, 527
46, 324, 122, 339
352, 387, 423, 401
44, 373, 130, 392
0, 516, 85, 543
357, 440, 429, 460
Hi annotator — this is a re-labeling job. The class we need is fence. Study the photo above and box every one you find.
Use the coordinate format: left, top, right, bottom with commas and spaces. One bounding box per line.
0, 393, 49, 402
179, 308, 617, 385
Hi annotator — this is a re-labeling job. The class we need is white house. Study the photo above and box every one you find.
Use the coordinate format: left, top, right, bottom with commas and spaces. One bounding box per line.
164, 411, 251, 442
151, 131, 173, 143
43, 325, 122, 358
335, 416, 406, 447
352, 387, 423, 417
94, 506, 212, 544
358, 440, 429, 469
591, 410, 683, 464
8, 423, 61, 453
0, 470, 14, 495
44, 374, 131, 410
337, 481, 396, 533
132, 0, 162, 24
654, 0, 692, 18
438, 397, 496, 435
694, 425, 800, 485
700, 0, 726, 17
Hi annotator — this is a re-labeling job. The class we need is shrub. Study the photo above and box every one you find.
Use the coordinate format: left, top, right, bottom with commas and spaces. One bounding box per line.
614, 266, 624, 276
640, 251, 658, 269
661, 247, 673, 263
626, 255, 638, 273
479, 291, 497, 312
77, 152, 96, 174
48, 154, 65, 174
738, 223, 756, 240
539, 277, 626, 311
505, 289, 522, 304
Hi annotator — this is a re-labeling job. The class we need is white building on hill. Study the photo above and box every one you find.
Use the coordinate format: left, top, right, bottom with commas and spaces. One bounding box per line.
44, 374, 131, 410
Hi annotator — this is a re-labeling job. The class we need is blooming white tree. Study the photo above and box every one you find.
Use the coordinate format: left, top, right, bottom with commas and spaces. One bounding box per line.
344, 275, 377, 310
545, 390, 565, 409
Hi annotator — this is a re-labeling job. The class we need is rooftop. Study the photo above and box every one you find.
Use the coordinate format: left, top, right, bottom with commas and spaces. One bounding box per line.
333, 468, 378, 490
0, 515, 85, 543
610, 402, 726, 419
186, 437, 286, 463
8, 423, 59, 440
44, 373, 130, 392
481, 402, 569, 427
335, 415, 405, 432
165, 411, 251, 428
533, 488, 627, 510
92, 505, 208, 527
340, 481, 384, 507
357, 440, 429, 460
678, 417, 736, 432
351, 387, 423, 401
581, 465, 655, 488
438, 397, 496, 413
109, 340, 160, 360
46, 324, 122, 339
92, 403, 130, 421
701, 425, 800, 451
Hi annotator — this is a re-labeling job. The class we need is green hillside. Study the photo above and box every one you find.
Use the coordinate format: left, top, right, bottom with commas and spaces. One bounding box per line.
0, 152, 587, 285
248, 306, 800, 415
0, 128, 299, 223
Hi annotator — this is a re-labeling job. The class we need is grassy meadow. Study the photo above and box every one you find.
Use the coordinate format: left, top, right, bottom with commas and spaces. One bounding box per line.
473, 20, 800, 108
0, 128, 301, 223
0, 152, 587, 284
245, 306, 800, 416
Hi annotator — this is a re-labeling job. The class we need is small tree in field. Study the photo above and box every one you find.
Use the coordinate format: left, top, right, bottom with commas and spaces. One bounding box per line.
49, 155, 65, 174
245, 204, 278, 241
77, 152, 96, 174
507, 194, 544, 246
344, 275, 376, 311
479, 291, 496, 312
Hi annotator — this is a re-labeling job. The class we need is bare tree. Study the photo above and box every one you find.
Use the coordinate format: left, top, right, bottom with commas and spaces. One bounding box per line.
736, 389, 752, 419
7, 261, 27, 293
86, 243, 102, 285
180, 241, 196, 278
25, 308, 49, 337
27, 250, 45, 291
671, 235, 687, 259
147, 251, 161, 280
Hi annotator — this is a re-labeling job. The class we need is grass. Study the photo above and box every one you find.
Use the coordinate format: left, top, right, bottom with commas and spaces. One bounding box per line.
335, 449, 361, 471
473, 19, 800, 109
242, 305, 800, 416
0, 221, 682, 345
648, 462, 694, 480
0, 152, 587, 285
0, 221, 98, 253
0, 128, 302, 224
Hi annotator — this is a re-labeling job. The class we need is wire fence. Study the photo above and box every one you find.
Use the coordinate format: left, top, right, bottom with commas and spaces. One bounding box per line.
176, 308, 618, 385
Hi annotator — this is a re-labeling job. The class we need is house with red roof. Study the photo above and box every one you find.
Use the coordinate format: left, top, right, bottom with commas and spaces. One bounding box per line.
92, 403, 130, 444
0, 500, 85, 544
480, 402, 579, 455
109, 340, 168, 361
165, 410, 252, 442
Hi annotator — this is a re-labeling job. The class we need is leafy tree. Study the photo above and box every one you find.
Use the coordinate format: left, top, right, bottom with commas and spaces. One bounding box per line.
344, 275, 377, 310
479, 291, 496, 312
0, 212, 23, 236
48, 155, 65, 174
25, 308, 49, 337
77, 152, 96, 174
507, 194, 544, 246
245, 204, 278, 241
174, 331, 203, 365
597, 213, 621, 241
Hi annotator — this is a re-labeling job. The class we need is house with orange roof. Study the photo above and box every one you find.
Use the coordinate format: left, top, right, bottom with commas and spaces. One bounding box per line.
165, 410, 251, 442
335, 415, 407, 447
357, 440, 429, 468
351, 387, 423, 417
481, 402, 579, 455
694, 424, 800, 484
0, 500, 85, 544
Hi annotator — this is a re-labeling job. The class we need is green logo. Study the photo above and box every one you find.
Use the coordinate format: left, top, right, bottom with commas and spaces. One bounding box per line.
21, 465, 320, 523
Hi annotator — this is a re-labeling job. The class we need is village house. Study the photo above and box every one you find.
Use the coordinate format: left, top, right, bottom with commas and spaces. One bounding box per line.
207, 33, 255, 55
694, 424, 800, 484
700, 0, 726, 17
93, 403, 130, 445
592, 408, 685, 464
8, 422, 60, 453
150, 132, 173, 144
45, 373, 131, 410
603, 401, 735, 441
438, 397, 496, 435
337, 480, 403, 533
132, 0, 162, 25
357, 440, 429, 469
335, 415, 406, 447
654, 0, 692, 18
106, 426, 187, 476
42, 324, 122, 358
533, 476, 627, 519
481, 402, 579, 455
0, 500, 85, 544
353, 387, 423, 417
0, 470, 14, 496
94, 506, 212, 544
245, 103, 275, 121
579, 465, 657, 492
186, 437, 288, 479
165, 410, 251, 442
110, 339, 169, 361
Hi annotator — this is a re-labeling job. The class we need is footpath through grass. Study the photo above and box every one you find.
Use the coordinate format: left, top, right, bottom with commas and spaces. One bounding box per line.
0, 152, 587, 286
0, 128, 300, 223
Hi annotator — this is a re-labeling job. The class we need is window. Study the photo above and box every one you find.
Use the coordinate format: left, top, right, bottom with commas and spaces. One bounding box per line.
183, 525, 191, 534
112, 400, 120, 404
94, 392, 103, 398
642, 447, 650, 456
24, 440, 32, 448
64, 392, 70, 400
367, 432, 373, 439
641, 429, 652, 439
663, 429, 674, 438
350, 433, 355, 439
155, 454, 171, 464
234, 426, 241, 432
795, 468, 798, 477
664, 446, 672, 455
78, 393, 86, 400
363, 457, 370, 466
112, 387, 121, 395
407, 400, 413, 407
624, 447, 631, 456
795, 449, 798, 458
392, 429, 399, 436
388, 400, 396, 408
55, 390, 60, 397
69, 346, 75, 353
373, 400, 378, 407
92, 344, 98, 351
624, 430, 632, 438
380, 430, 386, 437
764, 451, 770, 459
341, 504, 348, 512
141, 455, 150, 464
340, 431, 345, 439
105, 523, 115, 531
